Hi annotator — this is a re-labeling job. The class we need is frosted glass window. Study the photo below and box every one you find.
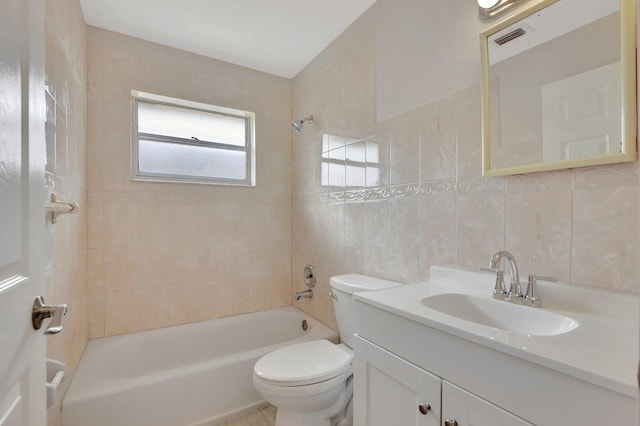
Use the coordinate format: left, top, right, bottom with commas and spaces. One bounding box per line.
132, 92, 255, 185
139, 140, 246, 180
138, 102, 246, 146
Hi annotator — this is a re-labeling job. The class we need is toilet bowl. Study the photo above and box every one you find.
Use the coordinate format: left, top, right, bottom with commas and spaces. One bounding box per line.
252, 274, 401, 426
253, 340, 353, 426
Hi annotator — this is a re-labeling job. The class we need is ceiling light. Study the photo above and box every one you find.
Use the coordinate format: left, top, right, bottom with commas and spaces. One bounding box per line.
477, 0, 523, 19
477, 0, 500, 8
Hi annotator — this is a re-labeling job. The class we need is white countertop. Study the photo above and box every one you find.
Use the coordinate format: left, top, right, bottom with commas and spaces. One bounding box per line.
353, 266, 639, 397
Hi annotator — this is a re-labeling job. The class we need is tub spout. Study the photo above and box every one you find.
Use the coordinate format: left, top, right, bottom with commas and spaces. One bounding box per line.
295, 289, 313, 300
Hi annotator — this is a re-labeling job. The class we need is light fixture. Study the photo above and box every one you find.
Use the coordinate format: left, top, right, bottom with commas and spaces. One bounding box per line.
478, 0, 500, 7
477, 0, 523, 19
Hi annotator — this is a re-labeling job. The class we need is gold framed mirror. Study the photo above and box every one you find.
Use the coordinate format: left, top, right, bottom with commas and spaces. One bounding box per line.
480, 0, 637, 176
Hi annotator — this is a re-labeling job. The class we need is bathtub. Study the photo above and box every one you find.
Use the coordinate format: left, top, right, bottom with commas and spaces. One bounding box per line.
62, 307, 338, 426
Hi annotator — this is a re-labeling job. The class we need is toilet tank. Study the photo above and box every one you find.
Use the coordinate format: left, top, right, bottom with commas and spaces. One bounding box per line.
329, 274, 401, 348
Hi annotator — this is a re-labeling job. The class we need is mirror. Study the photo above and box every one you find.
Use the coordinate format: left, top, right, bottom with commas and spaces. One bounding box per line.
480, 0, 636, 176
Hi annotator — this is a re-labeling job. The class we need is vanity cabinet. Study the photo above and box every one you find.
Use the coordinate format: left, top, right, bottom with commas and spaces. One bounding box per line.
353, 336, 441, 426
351, 267, 637, 425
354, 336, 532, 426
442, 381, 532, 426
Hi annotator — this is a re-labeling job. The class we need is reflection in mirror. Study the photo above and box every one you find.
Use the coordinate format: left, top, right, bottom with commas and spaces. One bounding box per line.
480, 0, 636, 176
321, 135, 380, 192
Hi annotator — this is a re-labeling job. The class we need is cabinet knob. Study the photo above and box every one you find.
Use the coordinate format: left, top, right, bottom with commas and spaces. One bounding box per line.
418, 403, 431, 415
444, 420, 458, 426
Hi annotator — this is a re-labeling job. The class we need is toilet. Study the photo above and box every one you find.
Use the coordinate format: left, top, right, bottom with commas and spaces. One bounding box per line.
253, 274, 400, 426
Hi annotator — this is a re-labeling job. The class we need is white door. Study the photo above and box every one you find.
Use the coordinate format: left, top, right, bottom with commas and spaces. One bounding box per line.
0, 0, 47, 425
542, 61, 621, 162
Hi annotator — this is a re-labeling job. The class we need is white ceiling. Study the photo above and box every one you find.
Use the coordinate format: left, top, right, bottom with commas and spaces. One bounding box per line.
79, 0, 377, 79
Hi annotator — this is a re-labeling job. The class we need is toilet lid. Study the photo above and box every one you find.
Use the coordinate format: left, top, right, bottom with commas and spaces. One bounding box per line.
254, 340, 352, 386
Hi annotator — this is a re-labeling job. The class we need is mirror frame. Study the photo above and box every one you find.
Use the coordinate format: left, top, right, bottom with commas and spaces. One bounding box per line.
480, 0, 637, 176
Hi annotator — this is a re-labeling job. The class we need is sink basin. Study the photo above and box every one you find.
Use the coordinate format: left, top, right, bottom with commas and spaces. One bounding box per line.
421, 293, 578, 336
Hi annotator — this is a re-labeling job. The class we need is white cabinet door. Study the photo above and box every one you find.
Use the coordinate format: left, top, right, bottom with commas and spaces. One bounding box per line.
0, 0, 47, 425
353, 336, 441, 426
442, 381, 533, 426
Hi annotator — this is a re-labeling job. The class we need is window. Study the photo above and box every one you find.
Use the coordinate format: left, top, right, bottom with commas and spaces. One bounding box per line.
131, 91, 255, 185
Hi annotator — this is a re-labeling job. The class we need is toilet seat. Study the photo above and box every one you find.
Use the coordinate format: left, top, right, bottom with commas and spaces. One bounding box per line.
253, 340, 353, 387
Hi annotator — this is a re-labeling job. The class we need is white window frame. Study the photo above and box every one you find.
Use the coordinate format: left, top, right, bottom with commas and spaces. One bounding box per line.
131, 91, 256, 186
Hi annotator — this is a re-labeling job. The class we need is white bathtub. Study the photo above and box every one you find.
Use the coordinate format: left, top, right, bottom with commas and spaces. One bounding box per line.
62, 307, 338, 426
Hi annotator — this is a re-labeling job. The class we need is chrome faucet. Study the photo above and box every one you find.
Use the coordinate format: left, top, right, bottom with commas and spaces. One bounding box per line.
484, 250, 559, 307
488, 251, 523, 300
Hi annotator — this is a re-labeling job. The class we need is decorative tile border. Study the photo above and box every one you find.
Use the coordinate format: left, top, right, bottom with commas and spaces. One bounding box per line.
420, 179, 455, 196
390, 183, 421, 199
365, 186, 390, 201
315, 176, 509, 204
345, 189, 366, 202
328, 191, 346, 203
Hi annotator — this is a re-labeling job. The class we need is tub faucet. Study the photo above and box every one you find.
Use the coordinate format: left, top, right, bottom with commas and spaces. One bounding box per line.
295, 289, 313, 300
488, 251, 523, 299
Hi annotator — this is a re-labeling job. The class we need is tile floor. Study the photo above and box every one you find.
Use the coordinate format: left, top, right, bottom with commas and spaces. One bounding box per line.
216, 405, 276, 426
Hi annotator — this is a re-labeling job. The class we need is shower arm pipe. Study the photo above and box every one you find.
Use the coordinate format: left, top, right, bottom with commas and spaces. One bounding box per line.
292, 115, 314, 132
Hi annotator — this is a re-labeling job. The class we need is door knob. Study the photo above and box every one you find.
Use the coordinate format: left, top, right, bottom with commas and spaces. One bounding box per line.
418, 403, 431, 415
444, 420, 458, 426
32, 296, 67, 334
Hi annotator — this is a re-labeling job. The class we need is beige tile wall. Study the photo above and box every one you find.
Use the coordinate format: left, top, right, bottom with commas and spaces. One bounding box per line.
44, 0, 88, 424
291, 4, 640, 329
42, 0, 639, 361
39, 0, 636, 422
87, 28, 293, 338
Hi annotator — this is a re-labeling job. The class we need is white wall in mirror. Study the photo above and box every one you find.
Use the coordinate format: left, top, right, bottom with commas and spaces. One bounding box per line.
481, 0, 636, 176
487, 0, 619, 65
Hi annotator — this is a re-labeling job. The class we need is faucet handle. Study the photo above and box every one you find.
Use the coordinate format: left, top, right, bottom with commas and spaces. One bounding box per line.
493, 270, 508, 299
525, 275, 558, 307
481, 268, 508, 299
529, 275, 559, 283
